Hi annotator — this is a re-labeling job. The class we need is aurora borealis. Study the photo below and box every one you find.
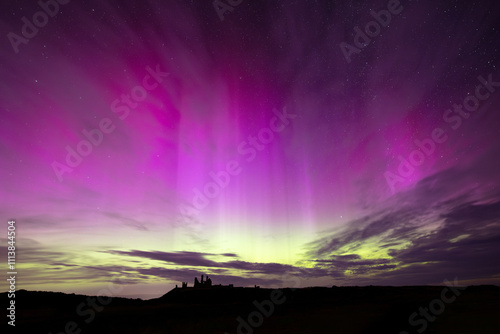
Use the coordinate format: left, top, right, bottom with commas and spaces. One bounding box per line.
1, 0, 500, 299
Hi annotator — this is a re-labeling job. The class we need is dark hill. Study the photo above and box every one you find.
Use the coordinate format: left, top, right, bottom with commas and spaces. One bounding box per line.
2, 285, 499, 333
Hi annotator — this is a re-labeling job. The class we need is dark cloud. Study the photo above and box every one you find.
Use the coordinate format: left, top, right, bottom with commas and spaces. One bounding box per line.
221, 253, 238, 257
304, 164, 500, 285
106, 249, 331, 278
107, 250, 224, 267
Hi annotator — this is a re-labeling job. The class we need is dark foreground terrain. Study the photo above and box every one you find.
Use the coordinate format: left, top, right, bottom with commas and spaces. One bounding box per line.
1, 285, 499, 333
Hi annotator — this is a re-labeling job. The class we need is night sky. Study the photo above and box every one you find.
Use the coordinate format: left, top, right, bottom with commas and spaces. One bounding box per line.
1, 0, 500, 299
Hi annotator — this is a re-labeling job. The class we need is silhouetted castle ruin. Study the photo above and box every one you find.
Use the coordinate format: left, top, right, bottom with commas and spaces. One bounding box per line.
176, 275, 234, 289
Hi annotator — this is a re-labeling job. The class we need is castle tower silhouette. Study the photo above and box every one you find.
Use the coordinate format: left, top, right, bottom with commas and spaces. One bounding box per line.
179, 275, 232, 289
